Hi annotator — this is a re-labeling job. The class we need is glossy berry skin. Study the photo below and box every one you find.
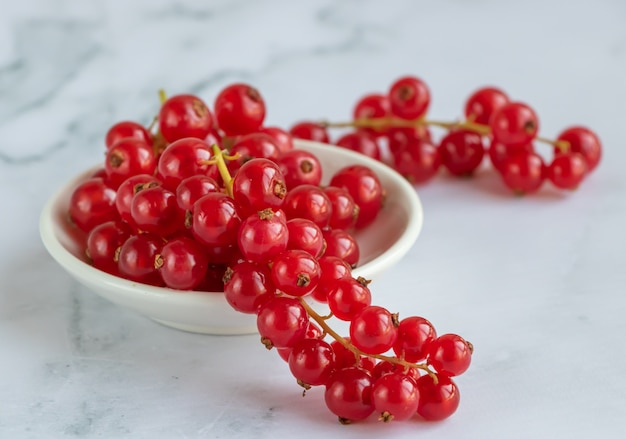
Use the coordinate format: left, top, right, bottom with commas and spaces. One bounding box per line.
372, 372, 420, 422
238, 210, 289, 265
289, 338, 336, 386
271, 249, 320, 297
159, 94, 214, 143
69, 178, 118, 232
547, 153, 587, 190
191, 193, 241, 247
311, 256, 352, 302
214, 83, 266, 136
105, 139, 157, 189
289, 121, 330, 143
488, 140, 534, 172
256, 297, 309, 348
282, 185, 332, 229
231, 158, 287, 218
322, 229, 360, 268
86, 221, 132, 275
131, 186, 184, 238
427, 333, 472, 377
416, 374, 460, 421
286, 218, 324, 257
388, 125, 432, 154
229, 133, 280, 172
336, 132, 381, 161
158, 237, 208, 290
500, 151, 545, 194
556, 126, 602, 172
350, 306, 398, 355
329, 165, 383, 229
258, 126, 294, 154
157, 138, 213, 191
117, 233, 163, 286
327, 277, 371, 321
371, 361, 420, 382
490, 102, 539, 147
388, 76, 431, 120
392, 138, 440, 184
393, 316, 437, 363
115, 174, 160, 226
223, 262, 275, 314
105, 121, 152, 150
353, 93, 390, 138
464, 86, 509, 125
277, 150, 322, 189
324, 367, 375, 423
323, 187, 358, 230
438, 129, 485, 176
175, 175, 220, 211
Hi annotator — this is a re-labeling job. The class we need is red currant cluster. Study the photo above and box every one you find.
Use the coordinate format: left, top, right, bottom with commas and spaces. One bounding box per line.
288, 76, 602, 194
66, 83, 472, 424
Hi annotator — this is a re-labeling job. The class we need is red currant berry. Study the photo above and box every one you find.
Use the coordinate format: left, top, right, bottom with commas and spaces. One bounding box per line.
228, 133, 280, 173
214, 83, 266, 136
490, 102, 539, 147
157, 237, 208, 290
223, 262, 275, 314
105, 121, 152, 150
353, 93, 390, 138
276, 150, 322, 189
324, 367, 375, 423
115, 174, 160, 226
438, 129, 485, 176
289, 121, 330, 143
329, 165, 383, 229
327, 277, 372, 321
372, 372, 420, 422
427, 333, 472, 376
392, 316, 437, 363
238, 209, 289, 265
105, 138, 156, 188
556, 126, 602, 172
258, 126, 294, 154
175, 175, 220, 211
282, 185, 332, 229
322, 229, 360, 268
547, 153, 587, 190
130, 186, 184, 237
271, 249, 320, 297
488, 140, 534, 172
392, 138, 440, 184
159, 94, 213, 143
350, 306, 398, 355
69, 178, 118, 232
231, 158, 287, 218
500, 151, 545, 194
311, 256, 352, 302
156, 138, 213, 191
416, 374, 460, 421
190, 193, 241, 247
257, 296, 309, 349
117, 233, 164, 286
336, 132, 381, 161
387, 126, 432, 154
388, 76, 430, 120
289, 338, 336, 387
323, 187, 358, 230
286, 218, 324, 257
464, 86, 509, 125
86, 221, 132, 275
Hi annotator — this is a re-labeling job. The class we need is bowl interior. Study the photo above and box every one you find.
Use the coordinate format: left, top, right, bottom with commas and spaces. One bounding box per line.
40, 139, 423, 334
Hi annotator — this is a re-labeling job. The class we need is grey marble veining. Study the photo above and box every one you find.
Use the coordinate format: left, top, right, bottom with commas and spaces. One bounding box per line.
2, 0, 626, 437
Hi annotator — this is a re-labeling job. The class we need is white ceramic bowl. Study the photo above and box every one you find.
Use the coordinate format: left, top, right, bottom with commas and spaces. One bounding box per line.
40, 139, 423, 335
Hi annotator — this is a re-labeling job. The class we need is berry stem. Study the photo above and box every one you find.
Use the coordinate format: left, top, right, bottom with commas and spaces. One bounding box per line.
321, 117, 569, 150
210, 145, 235, 197
297, 297, 437, 380
158, 89, 168, 105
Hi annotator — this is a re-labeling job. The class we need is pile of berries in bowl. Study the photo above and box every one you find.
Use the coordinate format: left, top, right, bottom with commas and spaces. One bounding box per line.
40, 83, 478, 424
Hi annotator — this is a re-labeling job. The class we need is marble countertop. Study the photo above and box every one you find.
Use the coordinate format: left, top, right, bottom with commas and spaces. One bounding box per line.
2, 0, 625, 437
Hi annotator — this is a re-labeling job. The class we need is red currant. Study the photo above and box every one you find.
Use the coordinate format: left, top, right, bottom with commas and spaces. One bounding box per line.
490, 102, 539, 147
388, 76, 430, 120
105, 121, 152, 150
159, 94, 213, 143
464, 86, 509, 125
349, 306, 398, 355
214, 83, 266, 136
556, 126, 601, 172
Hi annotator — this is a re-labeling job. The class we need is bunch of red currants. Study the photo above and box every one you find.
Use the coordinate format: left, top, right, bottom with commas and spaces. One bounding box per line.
289, 76, 601, 194
66, 82, 472, 424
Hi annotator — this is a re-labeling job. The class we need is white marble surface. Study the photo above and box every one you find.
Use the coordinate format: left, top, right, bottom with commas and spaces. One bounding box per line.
2, 0, 625, 437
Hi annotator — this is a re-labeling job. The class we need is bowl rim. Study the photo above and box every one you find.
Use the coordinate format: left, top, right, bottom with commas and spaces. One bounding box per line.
39, 139, 423, 306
